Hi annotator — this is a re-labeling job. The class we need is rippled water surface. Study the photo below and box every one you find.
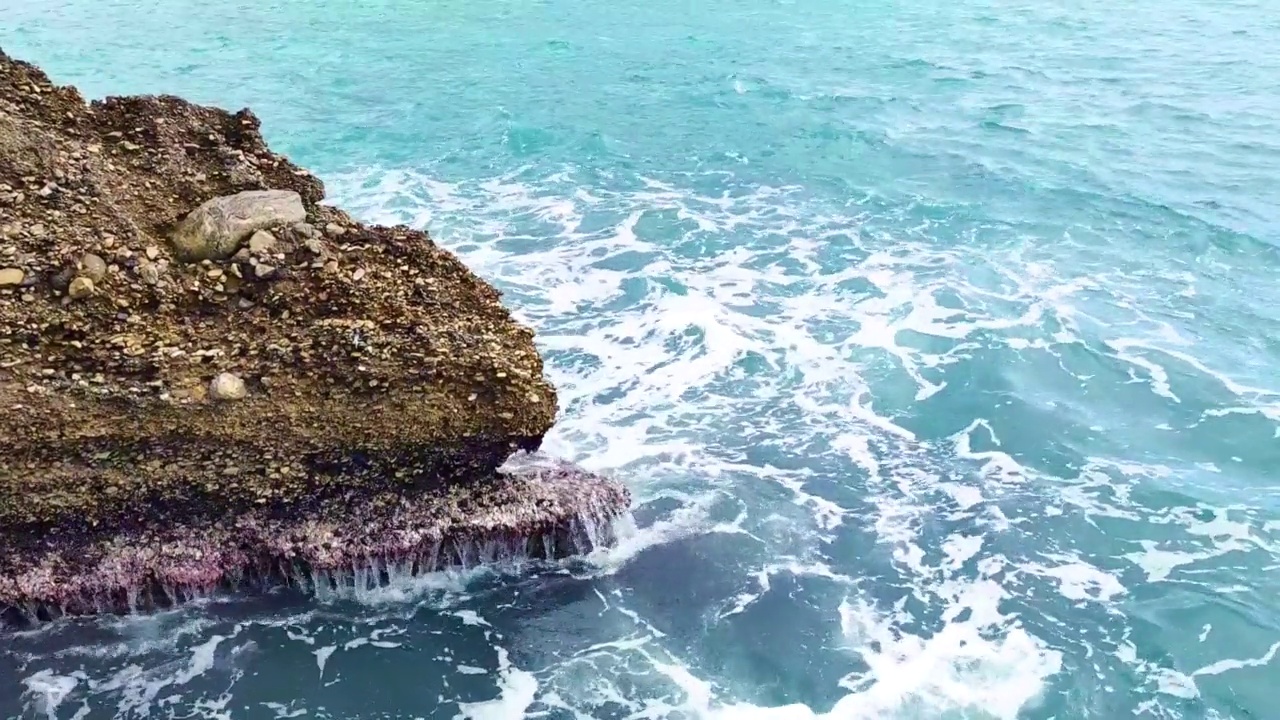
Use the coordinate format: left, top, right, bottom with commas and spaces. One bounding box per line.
3, 1, 1280, 717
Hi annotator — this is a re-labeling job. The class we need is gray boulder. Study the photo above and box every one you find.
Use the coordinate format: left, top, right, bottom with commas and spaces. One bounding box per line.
170, 190, 306, 262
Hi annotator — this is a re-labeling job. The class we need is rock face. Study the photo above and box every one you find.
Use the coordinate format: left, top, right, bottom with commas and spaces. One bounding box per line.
0, 50, 630, 624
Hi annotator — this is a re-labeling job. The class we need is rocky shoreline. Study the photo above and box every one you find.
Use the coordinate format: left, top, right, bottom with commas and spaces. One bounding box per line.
0, 50, 630, 624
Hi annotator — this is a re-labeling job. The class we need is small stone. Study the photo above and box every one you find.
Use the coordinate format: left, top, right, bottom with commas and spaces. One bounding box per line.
304, 237, 324, 255
68, 276, 94, 299
138, 262, 160, 285
145, 245, 159, 260
254, 263, 277, 279
206, 268, 224, 279
51, 266, 73, 290
352, 267, 366, 282
0, 267, 23, 287
247, 229, 276, 255
209, 372, 247, 401
324, 223, 346, 237
292, 222, 318, 238
76, 252, 107, 282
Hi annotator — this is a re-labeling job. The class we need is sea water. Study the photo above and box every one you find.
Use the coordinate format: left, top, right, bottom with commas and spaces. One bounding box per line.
2, 0, 1279, 717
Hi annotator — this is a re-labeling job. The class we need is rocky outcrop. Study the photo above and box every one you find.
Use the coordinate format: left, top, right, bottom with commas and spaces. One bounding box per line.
0, 50, 630, 624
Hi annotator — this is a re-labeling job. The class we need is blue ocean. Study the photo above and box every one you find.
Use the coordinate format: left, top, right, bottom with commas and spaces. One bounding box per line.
3, 1, 1279, 717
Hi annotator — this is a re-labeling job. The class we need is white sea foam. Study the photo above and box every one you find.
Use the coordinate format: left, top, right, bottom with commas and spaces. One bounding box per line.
325, 167, 1091, 717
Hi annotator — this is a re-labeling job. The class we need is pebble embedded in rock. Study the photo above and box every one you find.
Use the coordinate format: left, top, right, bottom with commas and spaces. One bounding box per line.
51, 266, 73, 290
0, 267, 23, 287
77, 252, 107, 283
247, 230, 276, 255
138, 262, 160, 285
210, 372, 247, 401
68, 276, 95, 299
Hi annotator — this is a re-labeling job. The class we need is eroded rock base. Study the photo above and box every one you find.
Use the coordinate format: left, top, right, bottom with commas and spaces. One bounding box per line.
1, 461, 630, 627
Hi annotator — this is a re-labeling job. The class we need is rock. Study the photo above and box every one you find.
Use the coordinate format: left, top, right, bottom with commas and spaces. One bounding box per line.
247, 229, 276, 255
0, 268, 23, 287
324, 222, 346, 237
0, 49, 628, 625
51, 266, 73, 290
76, 252, 107, 283
169, 190, 306, 262
209, 372, 247, 401
67, 276, 94, 299
137, 262, 160, 285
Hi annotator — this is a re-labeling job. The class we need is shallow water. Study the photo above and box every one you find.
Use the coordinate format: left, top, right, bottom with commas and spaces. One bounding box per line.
3, 0, 1280, 717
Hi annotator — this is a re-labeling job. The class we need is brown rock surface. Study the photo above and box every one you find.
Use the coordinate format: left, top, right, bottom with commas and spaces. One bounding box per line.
0, 50, 628, 621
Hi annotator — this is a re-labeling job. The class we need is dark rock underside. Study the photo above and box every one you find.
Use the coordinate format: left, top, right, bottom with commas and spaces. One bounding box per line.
1, 459, 630, 627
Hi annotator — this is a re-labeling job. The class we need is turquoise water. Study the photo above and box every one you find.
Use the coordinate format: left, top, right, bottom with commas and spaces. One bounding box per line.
4, 0, 1280, 717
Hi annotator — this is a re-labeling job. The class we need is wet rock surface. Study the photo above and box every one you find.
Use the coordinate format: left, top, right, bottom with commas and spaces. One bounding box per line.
0, 49, 631, 622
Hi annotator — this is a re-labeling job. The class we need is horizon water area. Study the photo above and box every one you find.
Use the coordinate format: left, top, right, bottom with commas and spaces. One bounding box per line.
3, 0, 1280, 718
